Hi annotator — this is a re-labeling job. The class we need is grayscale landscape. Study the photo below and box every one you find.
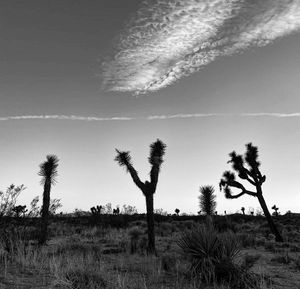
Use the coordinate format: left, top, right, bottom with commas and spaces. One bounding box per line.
1, 1, 300, 288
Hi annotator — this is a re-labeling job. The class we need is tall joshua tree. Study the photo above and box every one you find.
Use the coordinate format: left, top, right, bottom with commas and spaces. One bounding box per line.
38, 155, 59, 244
199, 185, 216, 216
115, 139, 166, 254
219, 143, 283, 242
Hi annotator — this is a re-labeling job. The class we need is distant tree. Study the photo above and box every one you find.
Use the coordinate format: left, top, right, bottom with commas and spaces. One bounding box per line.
272, 205, 279, 217
197, 210, 202, 215
198, 186, 216, 216
38, 155, 59, 245
12, 205, 27, 218
103, 203, 112, 214
219, 143, 283, 242
175, 208, 180, 216
121, 204, 138, 215
154, 208, 168, 216
0, 184, 25, 217
250, 211, 254, 216
115, 139, 166, 254
241, 207, 245, 215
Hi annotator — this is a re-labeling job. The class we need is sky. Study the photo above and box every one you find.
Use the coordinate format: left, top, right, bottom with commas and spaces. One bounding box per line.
1, 0, 300, 215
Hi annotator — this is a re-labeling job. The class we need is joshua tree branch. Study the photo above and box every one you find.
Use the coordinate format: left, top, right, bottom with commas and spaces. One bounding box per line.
127, 166, 145, 191
226, 180, 257, 197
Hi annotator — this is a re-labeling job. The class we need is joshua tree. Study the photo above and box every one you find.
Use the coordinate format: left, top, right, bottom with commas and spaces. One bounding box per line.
219, 143, 283, 242
175, 208, 180, 216
91, 205, 102, 216
115, 139, 166, 254
198, 186, 216, 216
272, 205, 279, 217
38, 155, 59, 245
241, 207, 245, 215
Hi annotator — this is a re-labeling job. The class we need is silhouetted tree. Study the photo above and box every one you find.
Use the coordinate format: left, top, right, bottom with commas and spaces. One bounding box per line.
175, 208, 180, 216
241, 207, 245, 215
115, 139, 166, 254
38, 155, 59, 245
91, 205, 102, 216
198, 186, 216, 216
219, 143, 283, 242
113, 207, 120, 215
272, 205, 279, 217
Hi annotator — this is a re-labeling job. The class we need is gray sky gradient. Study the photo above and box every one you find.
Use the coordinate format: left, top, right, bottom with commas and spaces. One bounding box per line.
1, 0, 300, 214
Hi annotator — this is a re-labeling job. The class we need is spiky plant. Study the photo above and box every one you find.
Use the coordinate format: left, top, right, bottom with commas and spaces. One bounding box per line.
199, 186, 216, 216
38, 155, 59, 244
219, 143, 283, 242
177, 225, 240, 284
115, 139, 166, 254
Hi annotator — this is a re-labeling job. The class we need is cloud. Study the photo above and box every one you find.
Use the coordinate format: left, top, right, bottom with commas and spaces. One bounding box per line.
1, 113, 300, 122
102, 0, 300, 94
0, 115, 133, 121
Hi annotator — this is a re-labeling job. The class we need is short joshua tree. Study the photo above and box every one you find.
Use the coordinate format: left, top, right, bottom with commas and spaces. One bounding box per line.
272, 205, 279, 217
175, 208, 180, 216
219, 143, 283, 242
241, 207, 245, 215
115, 139, 166, 254
38, 155, 59, 245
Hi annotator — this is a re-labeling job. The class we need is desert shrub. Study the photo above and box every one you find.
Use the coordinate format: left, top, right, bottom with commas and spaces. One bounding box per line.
255, 236, 267, 247
65, 269, 107, 289
156, 222, 174, 236
264, 241, 276, 252
294, 255, 300, 270
290, 244, 300, 252
160, 252, 178, 272
271, 252, 293, 264
214, 217, 237, 233
237, 233, 256, 248
128, 226, 143, 254
242, 254, 261, 270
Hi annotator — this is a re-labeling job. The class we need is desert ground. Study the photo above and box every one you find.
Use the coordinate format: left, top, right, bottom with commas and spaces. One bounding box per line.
0, 213, 300, 289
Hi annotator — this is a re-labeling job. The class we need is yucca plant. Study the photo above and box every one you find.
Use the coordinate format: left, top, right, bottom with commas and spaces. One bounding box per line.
199, 186, 216, 216
38, 155, 59, 245
177, 225, 240, 284
115, 139, 166, 254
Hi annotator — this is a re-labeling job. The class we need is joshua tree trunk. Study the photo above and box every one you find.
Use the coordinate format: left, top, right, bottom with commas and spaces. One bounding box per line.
40, 179, 51, 244
145, 193, 155, 255
257, 188, 283, 242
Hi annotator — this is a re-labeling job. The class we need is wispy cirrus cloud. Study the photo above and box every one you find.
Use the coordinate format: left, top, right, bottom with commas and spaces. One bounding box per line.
102, 0, 300, 94
1, 113, 300, 122
0, 115, 133, 121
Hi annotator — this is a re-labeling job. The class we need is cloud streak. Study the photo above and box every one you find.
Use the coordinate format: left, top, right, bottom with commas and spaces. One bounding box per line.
1, 113, 300, 122
103, 0, 300, 93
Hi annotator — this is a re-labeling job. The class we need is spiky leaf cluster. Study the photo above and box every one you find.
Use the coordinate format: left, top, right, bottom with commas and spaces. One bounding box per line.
38, 155, 59, 185
245, 143, 260, 173
199, 186, 217, 216
114, 150, 132, 171
148, 139, 166, 166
